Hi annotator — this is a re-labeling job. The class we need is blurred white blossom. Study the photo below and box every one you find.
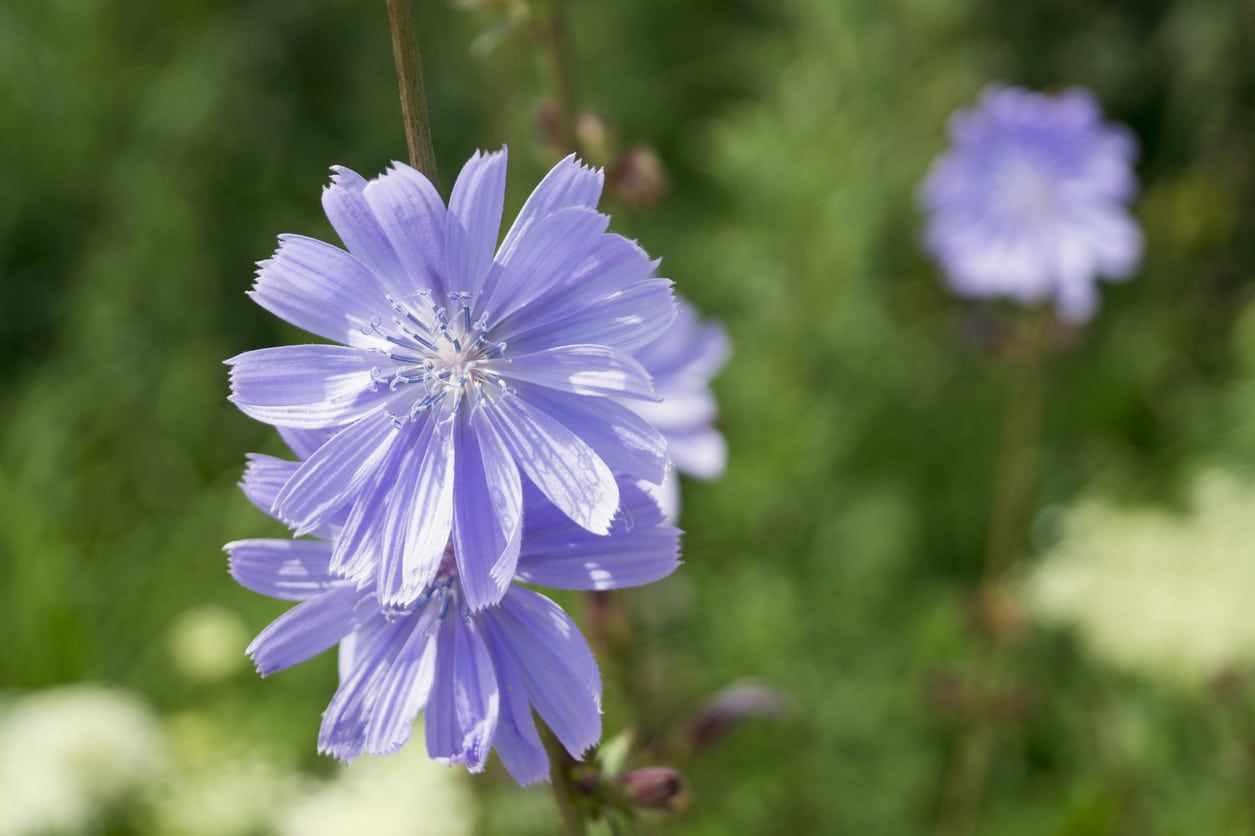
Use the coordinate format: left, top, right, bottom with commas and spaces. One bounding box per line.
1028, 472, 1255, 684
0, 685, 164, 835
166, 604, 249, 682
273, 740, 476, 836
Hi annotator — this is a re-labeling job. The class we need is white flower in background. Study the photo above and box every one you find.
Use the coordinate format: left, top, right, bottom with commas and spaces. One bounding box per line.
274, 739, 476, 836
166, 604, 250, 682
0, 686, 164, 836
1027, 472, 1255, 685
151, 713, 298, 836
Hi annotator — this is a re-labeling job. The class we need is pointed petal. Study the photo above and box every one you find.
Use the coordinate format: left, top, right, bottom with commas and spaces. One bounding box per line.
512, 382, 668, 485
425, 614, 500, 772
246, 586, 364, 676
240, 453, 299, 521
445, 148, 507, 296
482, 396, 618, 534
505, 278, 676, 355
482, 625, 548, 785
273, 410, 399, 534
497, 154, 603, 267
276, 427, 332, 460
226, 538, 340, 601
365, 607, 441, 755
361, 162, 447, 296
495, 344, 656, 400
248, 234, 392, 343
318, 614, 409, 762
492, 233, 658, 342
517, 479, 680, 590
483, 588, 600, 759
226, 346, 382, 429
452, 415, 523, 611
482, 207, 609, 322
377, 416, 456, 606
321, 165, 408, 287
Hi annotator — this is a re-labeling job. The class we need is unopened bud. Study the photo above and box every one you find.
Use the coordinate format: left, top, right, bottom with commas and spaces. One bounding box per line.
606, 144, 669, 209
575, 112, 613, 164
534, 99, 564, 152
622, 767, 686, 811
688, 680, 788, 751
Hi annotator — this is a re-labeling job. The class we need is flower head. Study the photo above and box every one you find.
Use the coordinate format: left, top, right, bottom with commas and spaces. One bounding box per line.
227, 150, 676, 612
623, 298, 729, 519
226, 450, 681, 783
1027, 472, 1255, 685
920, 85, 1142, 322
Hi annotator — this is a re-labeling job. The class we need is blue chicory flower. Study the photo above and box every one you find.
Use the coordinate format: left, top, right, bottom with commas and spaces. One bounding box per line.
227, 150, 676, 612
227, 449, 681, 784
919, 85, 1142, 323
624, 298, 729, 519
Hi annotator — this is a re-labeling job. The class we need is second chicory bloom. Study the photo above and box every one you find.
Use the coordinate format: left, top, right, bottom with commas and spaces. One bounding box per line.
228, 454, 681, 784
919, 85, 1142, 323
624, 298, 729, 519
227, 150, 676, 612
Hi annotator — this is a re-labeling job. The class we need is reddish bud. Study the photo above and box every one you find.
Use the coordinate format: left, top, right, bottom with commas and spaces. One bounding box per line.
622, 767, 687, 811
606, 144, 669, 209
688, 680, 789, 751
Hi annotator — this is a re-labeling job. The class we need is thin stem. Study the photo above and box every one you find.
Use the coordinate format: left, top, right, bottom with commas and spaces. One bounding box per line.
385, 0, 440, 186
537, 0, 579, 152
936, 307, 1054, 836
541, 720, 589, 836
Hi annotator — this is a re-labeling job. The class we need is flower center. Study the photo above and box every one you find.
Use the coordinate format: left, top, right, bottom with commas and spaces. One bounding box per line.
362, 290, 511, 427
997, 156, 1061, 226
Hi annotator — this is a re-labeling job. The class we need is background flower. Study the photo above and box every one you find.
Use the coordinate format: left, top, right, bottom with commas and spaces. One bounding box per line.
920, 84, 1142, 322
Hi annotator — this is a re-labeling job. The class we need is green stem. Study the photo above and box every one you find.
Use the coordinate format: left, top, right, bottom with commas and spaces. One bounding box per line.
537, 0, 579, 152
937, 308, 1053, 836
385, 0, 440, 186
541, 720, 589, 836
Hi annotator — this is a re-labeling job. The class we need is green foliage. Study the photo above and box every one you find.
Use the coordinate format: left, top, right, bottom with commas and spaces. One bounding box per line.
2, 0, 1255, 832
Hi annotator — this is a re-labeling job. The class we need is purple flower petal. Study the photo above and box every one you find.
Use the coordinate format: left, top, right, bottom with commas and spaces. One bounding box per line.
321, 165, 407, 288
483, 396, 618, 535
445, 148, 507, 297
482, 587, 600, 759
378, 416, 456, 607
246, 585, 365, 676
273, 410, 399, 534
496, 345, 656, 401
249, 234, 392, 344
276, 427, 332, 460
226, 345, 382, 429
496, 153, 603, 266
361, 162, 447, 296
425, 613, 500, 772
512, 382, 668, 485
481, 626, 548, 785
481, 207, 610, 323
505, 278, 677, 356
240, 453, 298, 521
452, 416, 523, 612
365, 606, 441, 755
318, 614, 410, 762
226, 538, 340, 601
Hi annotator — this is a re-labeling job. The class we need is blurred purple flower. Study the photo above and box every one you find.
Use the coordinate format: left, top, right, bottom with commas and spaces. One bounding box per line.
227, 150, 676, 612
624, 298, 729, 518
227, 452, 681, 783
920, 85, 1142, 323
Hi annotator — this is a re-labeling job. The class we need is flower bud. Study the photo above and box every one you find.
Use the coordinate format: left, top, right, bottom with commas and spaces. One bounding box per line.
622, 767, 686, 810
607, 144, 669, 209
688, 680, 788, 751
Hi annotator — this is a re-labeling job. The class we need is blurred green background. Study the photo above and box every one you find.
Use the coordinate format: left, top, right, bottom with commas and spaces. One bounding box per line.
4, 0, 1255, 833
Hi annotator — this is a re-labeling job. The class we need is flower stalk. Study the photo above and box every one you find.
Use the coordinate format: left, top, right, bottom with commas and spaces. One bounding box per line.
937, 307, 1053, 836
541, 720, 590, 836
385, 0, 440, 186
